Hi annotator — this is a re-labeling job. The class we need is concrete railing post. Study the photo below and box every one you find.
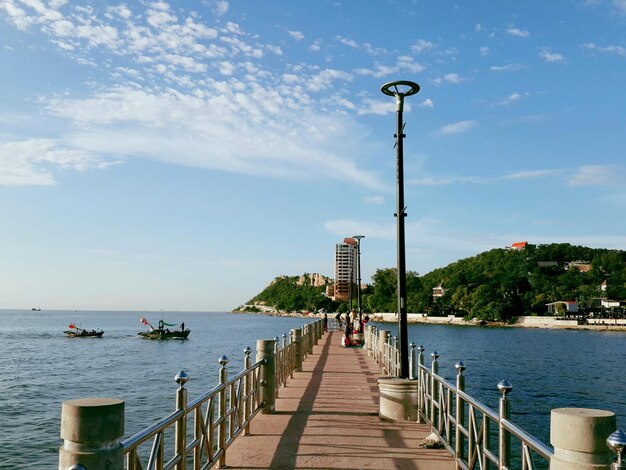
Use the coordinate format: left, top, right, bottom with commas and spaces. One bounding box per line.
243, 347, 252, 435
551, 408, 617, 469
175, 371, 189, 470
455, 361, 466, 468
431, 351, 439, 428
416, 345, 425, 424
256, 339, 276, 414
292, 328, 303, 372
497, 379, 512, 470
218, 355, 229, 468
59, 398, 124, 470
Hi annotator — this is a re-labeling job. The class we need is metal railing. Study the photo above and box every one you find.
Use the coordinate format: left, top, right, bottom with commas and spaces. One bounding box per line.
365, 325, 554, 470
121, 318, 321, 470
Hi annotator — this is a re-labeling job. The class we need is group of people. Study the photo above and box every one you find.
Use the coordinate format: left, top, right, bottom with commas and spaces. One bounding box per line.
321, 311, 369, 347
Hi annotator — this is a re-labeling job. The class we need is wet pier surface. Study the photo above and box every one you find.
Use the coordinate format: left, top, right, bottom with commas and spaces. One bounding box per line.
225, 331, 455, 470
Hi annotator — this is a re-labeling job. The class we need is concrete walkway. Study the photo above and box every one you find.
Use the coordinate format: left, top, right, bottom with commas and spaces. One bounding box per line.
225, 331, 455, 470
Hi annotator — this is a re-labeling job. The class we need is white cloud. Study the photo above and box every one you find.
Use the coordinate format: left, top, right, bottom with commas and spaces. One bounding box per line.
568, 165, 619, 186
581, 42, 626, 57
214, 1, 229, 16
539, 48, 566, 63
357, 99, 395, 116
480, 46, 490, 56
34, 85, 384, 189
438, 120, 478, 135
420, 98, 434, 108
432, 73, 464, 86
0, 139, 107, 186
490, 63, 524, 72
411, 39, 435, 54
506, 27, 530, 37
288, 30, 304, 41
495, 92, 528, 106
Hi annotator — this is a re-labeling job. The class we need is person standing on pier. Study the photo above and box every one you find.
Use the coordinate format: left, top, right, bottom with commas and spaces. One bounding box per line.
335, 312, 343, 330
323, 313, 328, 331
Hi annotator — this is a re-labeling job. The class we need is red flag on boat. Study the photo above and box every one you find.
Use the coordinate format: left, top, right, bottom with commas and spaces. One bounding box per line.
140, 317, 148, 325
69, 323, 76, 329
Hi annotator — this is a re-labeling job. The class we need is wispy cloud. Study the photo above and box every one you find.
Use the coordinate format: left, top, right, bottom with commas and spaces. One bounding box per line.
432, 73, 464, 86
495, 92, 529, 106
336, 35, 386, 54
568, 165, 619, 186
437, 120, 477, 135
411, 39, 436, 54
0, 2, 389, 189
506, 27, 530, 37
420, 98, 434, 108
288, 30, 304, 41
480, 46, 490, 56
581, 42, 626, 57
490, 63, 524, 72
539, 48, 566, 63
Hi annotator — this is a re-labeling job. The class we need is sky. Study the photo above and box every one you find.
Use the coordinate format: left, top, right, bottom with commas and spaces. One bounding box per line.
1, 0, 625, 311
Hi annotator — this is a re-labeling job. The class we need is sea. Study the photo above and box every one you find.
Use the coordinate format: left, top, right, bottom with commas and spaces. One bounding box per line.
0, 309, 624, 468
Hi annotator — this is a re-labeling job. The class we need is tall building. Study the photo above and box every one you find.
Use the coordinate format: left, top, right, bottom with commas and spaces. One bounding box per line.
334, 237, 357, 302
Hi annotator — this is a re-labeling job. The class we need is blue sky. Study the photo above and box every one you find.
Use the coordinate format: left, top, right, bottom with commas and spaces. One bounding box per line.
1, 0, 625, 311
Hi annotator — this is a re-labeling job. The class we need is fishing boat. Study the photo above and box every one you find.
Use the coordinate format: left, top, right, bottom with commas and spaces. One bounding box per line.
138, 317, 190, 340
64, 324, 104, 338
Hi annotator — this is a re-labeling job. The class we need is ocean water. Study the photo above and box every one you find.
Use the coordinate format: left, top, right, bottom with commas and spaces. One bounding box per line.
0, 310, 624, 467
0, 310, 313, 468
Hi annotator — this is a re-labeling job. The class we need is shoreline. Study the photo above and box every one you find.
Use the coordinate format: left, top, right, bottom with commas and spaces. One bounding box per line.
232, 309, 626, 332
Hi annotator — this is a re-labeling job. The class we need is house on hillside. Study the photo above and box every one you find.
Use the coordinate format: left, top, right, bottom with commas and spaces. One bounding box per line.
432, 281, 446, 299
509, 241, 527, 250
566, 261, 592, 272
546, 301, 579, 315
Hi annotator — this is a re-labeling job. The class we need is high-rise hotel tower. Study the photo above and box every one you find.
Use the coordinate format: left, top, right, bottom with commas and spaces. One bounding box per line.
334, 237, 357, 302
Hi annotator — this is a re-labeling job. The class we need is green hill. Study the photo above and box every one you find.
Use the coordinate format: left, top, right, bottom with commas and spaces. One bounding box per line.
238, 243, 626, 322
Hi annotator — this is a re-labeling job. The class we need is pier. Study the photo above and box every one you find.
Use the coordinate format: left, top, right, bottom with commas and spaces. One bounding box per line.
58, 318, 626, 470
223, 329, 453, 469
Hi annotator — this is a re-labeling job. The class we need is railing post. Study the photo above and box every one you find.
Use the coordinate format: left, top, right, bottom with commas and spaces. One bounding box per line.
416, 345, 425, 423
393, 336, 398, 377
409, 342, 416, 380
607, 429, 626, 469
308, 323, 314, 354
274, 336, 280, 394
431, 351, 439, 428
256, 339, 276, 414
497, 379, 512, 470
379, 330, 389, 374
174, 371, 188, 470
59, 398, 124, 470
292, 328, 303, 372
218, 356, 229, 468
243, 347, 252, 436
455, 361, 466, 468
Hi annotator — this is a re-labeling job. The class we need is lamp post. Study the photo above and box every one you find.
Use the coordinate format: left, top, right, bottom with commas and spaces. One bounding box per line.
353, 235, 364, 332
381, 80, 420, 379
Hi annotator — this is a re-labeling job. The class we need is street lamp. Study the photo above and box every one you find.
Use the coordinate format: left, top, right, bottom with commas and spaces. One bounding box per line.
353, 235, 365, 332
381, 80, 420, 379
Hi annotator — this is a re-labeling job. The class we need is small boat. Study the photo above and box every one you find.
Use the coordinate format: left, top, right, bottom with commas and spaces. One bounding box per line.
137, 329, 190, 340
138, 316, 189, 340
65, 324, 104, 338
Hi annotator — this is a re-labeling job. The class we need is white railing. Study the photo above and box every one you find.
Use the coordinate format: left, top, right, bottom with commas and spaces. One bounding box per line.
119, 318, 322, 469
365, 325, 554, 470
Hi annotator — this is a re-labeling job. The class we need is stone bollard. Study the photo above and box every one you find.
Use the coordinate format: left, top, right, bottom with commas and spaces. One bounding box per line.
257, 339, 277, 414
377, 378, 418, 421
550, 408, 616, 469
59, 397, 124, 470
